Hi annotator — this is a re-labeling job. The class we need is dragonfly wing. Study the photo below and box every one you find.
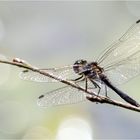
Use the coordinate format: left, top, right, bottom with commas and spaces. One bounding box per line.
19, 69, 57, 82
19, 65, 78, 82
37, 85, 87, 107
104, 55, 140, 85
97, 20, 140, 68
96, 20, 140, 85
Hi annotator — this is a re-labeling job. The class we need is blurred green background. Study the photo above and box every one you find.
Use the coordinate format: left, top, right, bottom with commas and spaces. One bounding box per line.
0, 1, 140, 140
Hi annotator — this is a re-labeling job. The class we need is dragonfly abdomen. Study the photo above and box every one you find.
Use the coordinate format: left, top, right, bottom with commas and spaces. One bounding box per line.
100, 74, 140, 107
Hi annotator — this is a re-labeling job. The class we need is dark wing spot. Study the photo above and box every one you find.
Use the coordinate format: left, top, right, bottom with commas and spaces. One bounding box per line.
38, 94, 44, 99
136, 19, 140, 24
23, 69, 29, 73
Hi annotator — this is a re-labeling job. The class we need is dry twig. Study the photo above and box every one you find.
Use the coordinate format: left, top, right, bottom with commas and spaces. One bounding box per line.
0, 58, 140, 112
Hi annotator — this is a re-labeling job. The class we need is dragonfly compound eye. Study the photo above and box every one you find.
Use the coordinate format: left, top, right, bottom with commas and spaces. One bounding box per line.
73, 59, 87, 74
74, 59, 87, 65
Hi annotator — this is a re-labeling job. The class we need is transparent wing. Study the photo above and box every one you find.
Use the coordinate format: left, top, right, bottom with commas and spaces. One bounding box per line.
96, 20, 140, 65
37, 79, 108, 107
96, 20, 140, 85
104, 54, 140, 85
19, 65, 78, 82
37, 86, 87, 107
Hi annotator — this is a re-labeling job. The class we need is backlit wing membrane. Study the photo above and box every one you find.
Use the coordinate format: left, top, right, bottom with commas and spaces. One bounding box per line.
19, 65, 77, 82
96, 20, 140, 85
37, 79, 107, 107
37, 86, 87, 107
104, 54, 140, 85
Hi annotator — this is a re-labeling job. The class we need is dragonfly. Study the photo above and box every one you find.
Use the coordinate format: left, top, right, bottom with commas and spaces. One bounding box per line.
19, 19, 140, 107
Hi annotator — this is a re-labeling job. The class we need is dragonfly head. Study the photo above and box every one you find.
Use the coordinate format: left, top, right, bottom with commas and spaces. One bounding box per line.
73, 59, 87, 74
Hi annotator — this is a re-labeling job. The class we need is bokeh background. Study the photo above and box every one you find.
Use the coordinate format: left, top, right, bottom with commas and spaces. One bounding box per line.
0, 1, 140, 139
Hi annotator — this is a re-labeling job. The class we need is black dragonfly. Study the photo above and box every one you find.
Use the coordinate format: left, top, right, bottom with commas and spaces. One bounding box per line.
19, 20, 140, 107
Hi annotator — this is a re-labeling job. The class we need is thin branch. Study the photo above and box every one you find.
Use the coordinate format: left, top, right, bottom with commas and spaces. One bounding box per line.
0, 58, 140, 112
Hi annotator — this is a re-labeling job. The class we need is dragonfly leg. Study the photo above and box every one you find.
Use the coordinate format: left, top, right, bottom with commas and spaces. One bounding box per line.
90, 80, 101, 96
86, 80, 101, 104
85, 78, 88, 91
68, 75, 83, 81
104, 84, 108, 97
104, 84, 110, 98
